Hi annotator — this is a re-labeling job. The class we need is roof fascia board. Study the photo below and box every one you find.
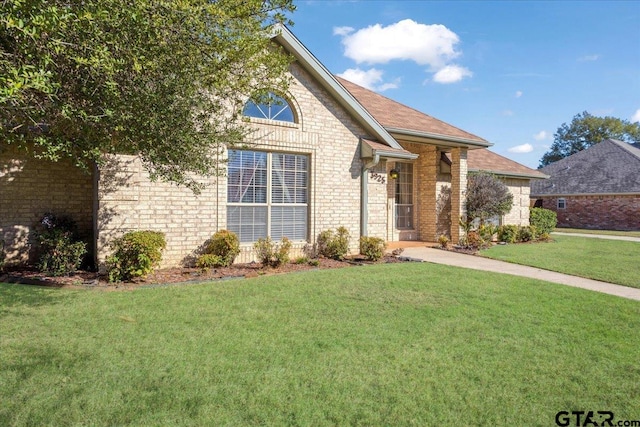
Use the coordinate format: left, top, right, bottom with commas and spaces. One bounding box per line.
360, 138, 418, 160
372, 149, 418, 161
387, 127, 492, 149
468, 168, 549, 180
273, 26, 403, 151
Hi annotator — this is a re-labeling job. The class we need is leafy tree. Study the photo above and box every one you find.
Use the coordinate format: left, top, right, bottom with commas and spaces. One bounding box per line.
465, 172, 513, 225
539, 111, 640, 167
1, 0, 295, 191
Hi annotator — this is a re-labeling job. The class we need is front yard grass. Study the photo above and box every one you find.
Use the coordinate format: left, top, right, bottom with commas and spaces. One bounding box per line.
2, 263, 639, 426
482, 235, 640, 288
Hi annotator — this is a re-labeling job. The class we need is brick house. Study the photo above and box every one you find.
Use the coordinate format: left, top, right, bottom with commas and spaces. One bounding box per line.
0, 26, 546, 267
531, 139, 640, 230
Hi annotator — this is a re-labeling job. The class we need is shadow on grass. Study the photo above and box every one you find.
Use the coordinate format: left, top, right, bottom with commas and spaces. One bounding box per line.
0, 282, 74, 312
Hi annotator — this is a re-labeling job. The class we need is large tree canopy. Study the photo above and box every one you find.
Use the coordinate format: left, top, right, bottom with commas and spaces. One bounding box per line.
1, 0, 295, 191
539, 111, 640, 167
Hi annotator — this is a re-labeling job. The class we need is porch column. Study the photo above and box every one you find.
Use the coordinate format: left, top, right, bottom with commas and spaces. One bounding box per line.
416, 145, 439, 242
449, 147, 468, 244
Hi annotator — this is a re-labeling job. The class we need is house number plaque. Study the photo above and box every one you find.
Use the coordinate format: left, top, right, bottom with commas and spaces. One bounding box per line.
370, 172, 386, 184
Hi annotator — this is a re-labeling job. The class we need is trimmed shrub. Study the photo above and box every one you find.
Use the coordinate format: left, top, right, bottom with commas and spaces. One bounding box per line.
254, 237, 291, 268
497, 225, 518, 243
317, 226, 350, 260
517, 225, 537, 242
293, 256, 309, 265
203, 230, 240, 267
106, 231, 166, 282
359, 236, 386, 261
35, 213, 87, 276
438, 235, 449, 249
530, 208, 557, 235
195, 254, 225, 270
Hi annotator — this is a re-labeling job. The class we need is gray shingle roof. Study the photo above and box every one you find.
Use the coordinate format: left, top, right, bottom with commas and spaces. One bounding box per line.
531, 139, 640, 196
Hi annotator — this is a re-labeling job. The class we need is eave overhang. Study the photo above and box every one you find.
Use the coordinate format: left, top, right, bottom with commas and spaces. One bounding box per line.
469, 168, 550, 180
361, 138, 418, 161
387, 127, 492, 150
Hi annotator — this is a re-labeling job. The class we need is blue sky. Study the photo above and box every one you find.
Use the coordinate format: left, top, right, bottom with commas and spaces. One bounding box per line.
285, 1, 640, 168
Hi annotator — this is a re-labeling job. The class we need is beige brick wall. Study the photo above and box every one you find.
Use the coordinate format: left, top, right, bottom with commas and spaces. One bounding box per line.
366, 161, 389, 239
0, 146, 94, 265
502, 178, 531, 226
97, 62, 368, 267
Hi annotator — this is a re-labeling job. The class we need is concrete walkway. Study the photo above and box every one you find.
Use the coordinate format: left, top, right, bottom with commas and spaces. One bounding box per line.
400, 246, 640, 301
552, 231, 640, 242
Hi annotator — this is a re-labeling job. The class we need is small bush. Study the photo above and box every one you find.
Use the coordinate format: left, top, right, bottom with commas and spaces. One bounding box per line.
106, 230, 166, 282
35, 213, 87, 276
204, 230, 240, 267
478, 224, 497, 242
537, 232, 553, 242
308, 259, 320, 267
530, 208, 557, 235
438, 235, 449, 249
293, 256, 309, 264
195, 254, 225, 270
359, 236, 386, 261
254, 237, 291, 268
466, 230, 484, 248
517, 225, 537, 242
497, 225, 518, 243
317, 226, 350, 260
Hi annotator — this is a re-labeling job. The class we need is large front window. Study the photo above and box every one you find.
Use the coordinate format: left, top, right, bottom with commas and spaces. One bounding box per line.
227, 150, 308, 243
395, 162, 414, 229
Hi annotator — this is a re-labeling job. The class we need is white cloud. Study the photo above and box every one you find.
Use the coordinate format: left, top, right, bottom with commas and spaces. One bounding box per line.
533, 131, 549, 141
631, 109, 640, 123
337, 68, 399, 92
333, 26, 354, 37
515, 91, 523, 98
335, 19, 473, 85
337, 19, 461, 67
578, 54, 600, 62
508, 143, 534, 154
432, 65, 472, 84
502, 110, 514, 116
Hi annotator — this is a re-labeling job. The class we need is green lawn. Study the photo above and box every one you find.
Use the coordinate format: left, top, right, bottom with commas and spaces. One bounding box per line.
482, 235, 640, 288
2, 264, 639, 426
555, 228, 640, 238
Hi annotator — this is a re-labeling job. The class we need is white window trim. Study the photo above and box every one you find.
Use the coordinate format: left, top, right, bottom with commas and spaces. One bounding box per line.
557, 198, 566, 209
227, 151, 309, 243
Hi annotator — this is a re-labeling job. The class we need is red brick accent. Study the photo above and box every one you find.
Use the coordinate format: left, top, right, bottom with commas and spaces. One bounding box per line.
535, 195, 640, 230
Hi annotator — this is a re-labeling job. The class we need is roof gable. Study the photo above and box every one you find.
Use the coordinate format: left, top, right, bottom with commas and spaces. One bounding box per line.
532, 139, 640, 195
272, 26, 402, 150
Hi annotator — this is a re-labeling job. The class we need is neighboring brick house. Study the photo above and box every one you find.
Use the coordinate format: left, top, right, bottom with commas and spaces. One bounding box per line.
531, 139, 640, 230
0, 26, 546, 268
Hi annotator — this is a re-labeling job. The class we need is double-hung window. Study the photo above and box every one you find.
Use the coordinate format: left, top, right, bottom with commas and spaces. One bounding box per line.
227, 150, 308, 243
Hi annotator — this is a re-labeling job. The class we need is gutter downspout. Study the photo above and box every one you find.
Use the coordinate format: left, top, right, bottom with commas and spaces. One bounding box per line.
361, 154, 380, 237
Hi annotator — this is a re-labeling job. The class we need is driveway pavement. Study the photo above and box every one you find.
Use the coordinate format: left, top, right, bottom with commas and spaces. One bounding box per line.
399, 246, 640, 301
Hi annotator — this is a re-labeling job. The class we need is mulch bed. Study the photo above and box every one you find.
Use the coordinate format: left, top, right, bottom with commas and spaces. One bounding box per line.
0, 255, 408, 291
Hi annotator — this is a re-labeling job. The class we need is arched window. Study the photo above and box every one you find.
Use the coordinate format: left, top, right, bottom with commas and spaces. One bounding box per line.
243, 91, 296, 123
